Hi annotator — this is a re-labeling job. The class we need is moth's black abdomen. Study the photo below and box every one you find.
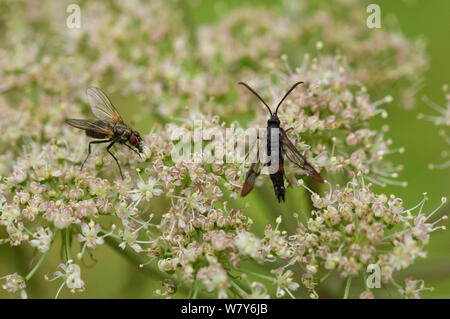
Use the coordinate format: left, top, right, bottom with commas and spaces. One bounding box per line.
274, 185, 285, 203
270, 170, 285, 203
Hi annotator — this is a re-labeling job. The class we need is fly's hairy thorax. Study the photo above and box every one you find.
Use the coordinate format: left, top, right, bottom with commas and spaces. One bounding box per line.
113, 123, 132, 142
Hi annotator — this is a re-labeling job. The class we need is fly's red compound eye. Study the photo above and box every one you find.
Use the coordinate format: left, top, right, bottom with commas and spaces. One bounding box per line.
129, 134, 137, 145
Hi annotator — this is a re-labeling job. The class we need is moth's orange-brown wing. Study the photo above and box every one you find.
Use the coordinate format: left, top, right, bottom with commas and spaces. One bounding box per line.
241, 131, 267, 197
280, 128, 324, 183
241, 159, 263, 197
86, 87, 123, 123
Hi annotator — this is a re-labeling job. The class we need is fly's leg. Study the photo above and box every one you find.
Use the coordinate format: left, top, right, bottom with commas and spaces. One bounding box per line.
106, 141, 123, 179
124, 143, 142, 158
81, 139, 112, 170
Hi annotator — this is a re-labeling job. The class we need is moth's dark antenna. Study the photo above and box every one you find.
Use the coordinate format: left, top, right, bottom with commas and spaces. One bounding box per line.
238, 82, 272, 116
275, 81, 304, 115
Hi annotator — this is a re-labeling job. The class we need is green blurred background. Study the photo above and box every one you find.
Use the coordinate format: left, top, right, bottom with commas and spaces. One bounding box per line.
1, 0, 449, 298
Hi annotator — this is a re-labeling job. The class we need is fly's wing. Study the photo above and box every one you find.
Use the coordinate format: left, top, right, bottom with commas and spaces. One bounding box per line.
86, 87, 123, 123
241, 131, 267, 197
280, 128, 324, 183
65, 119, 114, 138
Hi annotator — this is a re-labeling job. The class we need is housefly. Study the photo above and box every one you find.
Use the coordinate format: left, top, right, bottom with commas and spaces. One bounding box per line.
65, 87, 143, 179
239, 81, 324, 202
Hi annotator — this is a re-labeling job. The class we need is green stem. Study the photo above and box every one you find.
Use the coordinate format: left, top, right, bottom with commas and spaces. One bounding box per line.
64, 229, 72, 261
229, 284, 244, 298
390, 279, 403, 290
25, 250, 49, 281
319, 270, 333, 284
362, 270, 369, 289
343, 277, 352, 299
244, 269, 273, 281
229, 276, 250, 295
187, 280, 195, 299
192, 282, 199, 299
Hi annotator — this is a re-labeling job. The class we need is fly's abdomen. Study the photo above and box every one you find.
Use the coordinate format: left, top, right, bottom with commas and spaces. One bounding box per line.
86, 130, 109, 139
86, 120, 114, 139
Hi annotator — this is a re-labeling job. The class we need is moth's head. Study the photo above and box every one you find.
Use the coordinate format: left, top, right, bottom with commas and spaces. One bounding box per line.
267, 115, 280, 126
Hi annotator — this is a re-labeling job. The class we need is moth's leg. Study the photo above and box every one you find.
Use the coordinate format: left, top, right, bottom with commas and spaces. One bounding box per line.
244, 135, 259, 162
245, 129, 268, 164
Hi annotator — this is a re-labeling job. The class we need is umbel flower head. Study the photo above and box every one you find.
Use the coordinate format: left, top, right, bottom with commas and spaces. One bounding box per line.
0, 0, 443, 299
280, 182, 447, 297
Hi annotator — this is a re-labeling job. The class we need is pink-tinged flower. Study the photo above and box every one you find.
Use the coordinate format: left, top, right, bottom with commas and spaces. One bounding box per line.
129, 176, 163, 203
42, 202, 73, 229
6, 222, 28, 246
77, 221, 104, 249
14, 189, 30, 205
96, 197, 113, 214
22, 194, 43, 219
10, 167, 27, 184
29, 227, 53, 253
196, 263, 230, 298
264, 217, 292, 259
115, 201, 138, 220
1, 273, 26, 298
87, 178, 110, 198
68, 188, 84, 200
30, 182, 46, 194
235, 230, 263, 261
54, 204, 74, 229
398, 278, 433, 299
272, 268, 299, 298
74, 199, 98, 218
158, 258, 179, 273
118, 226, 143, 253
0, 203, 20, 225
45, 261, 85, 298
